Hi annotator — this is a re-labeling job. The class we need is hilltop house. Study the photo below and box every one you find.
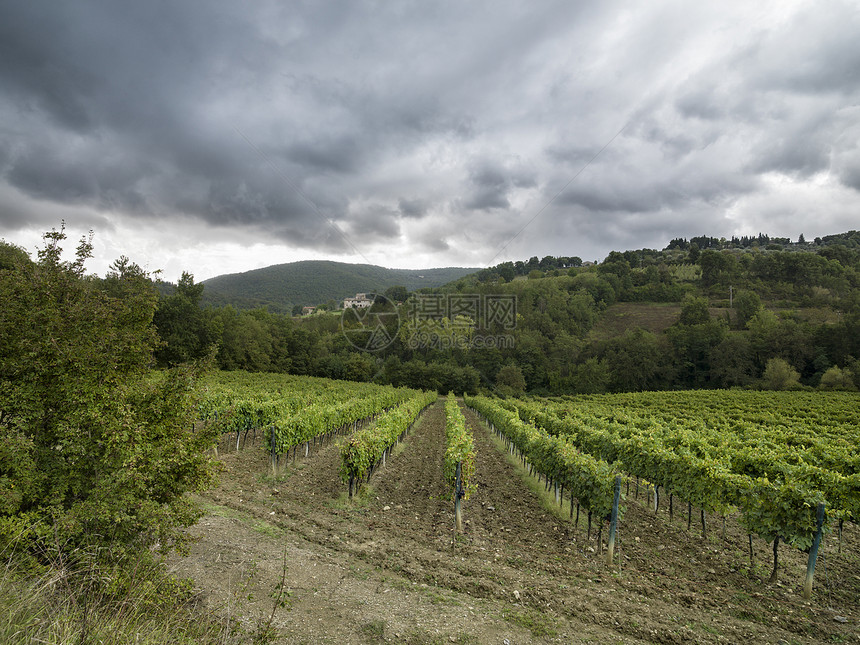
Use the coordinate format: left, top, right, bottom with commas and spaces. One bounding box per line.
343, 293, 373, 309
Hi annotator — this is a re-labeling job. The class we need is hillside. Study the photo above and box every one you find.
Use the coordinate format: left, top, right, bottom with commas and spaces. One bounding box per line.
201, 260, 480, 313
151, 230, 860, 393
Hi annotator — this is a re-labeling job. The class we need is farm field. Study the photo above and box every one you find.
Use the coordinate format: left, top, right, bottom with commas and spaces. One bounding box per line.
171, 389, 860, 644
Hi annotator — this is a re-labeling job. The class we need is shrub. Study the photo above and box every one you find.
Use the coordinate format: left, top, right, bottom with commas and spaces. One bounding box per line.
0, 228, 218, 568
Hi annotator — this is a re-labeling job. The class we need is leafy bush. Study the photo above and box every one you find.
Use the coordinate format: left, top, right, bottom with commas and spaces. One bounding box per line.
0, 228, 218, 567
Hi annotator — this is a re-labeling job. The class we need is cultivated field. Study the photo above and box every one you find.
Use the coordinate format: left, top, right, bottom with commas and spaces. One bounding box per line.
171, 399, 859, 644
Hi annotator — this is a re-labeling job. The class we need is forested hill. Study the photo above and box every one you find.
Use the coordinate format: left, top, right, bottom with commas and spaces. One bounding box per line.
201, 260, 480, 313
145, 229, 859, 394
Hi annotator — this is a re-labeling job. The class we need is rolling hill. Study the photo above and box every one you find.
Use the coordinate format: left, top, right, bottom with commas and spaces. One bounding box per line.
201, 260, 480, 313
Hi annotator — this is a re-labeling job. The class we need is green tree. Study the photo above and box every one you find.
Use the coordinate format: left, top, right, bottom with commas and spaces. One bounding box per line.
600, 328, 667, 392
667, 316, 728, 387
344, 352, 376, 382
819, 366, 856, 390
761, 357, 801, 390
497, 262, 516, 282
733, 289, 762, 329
569, 357, 611, 394
747, 309, 781, 368
215, 307, 274, 371
699, 249, 737, 287
153, 272, 218, 366
709, 334, 756, 387
687, 242, 700, 263
495, 364, 526, 395
678, 295, 711, 325
0, 229, 217, 564
0, 240, 31, 270
383, 285, 409, 303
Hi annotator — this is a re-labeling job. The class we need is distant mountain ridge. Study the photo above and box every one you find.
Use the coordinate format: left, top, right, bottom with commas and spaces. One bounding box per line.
201, 260, 480, 314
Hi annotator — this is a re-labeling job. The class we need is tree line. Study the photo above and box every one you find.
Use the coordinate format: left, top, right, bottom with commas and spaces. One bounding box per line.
150, 231, 860, 395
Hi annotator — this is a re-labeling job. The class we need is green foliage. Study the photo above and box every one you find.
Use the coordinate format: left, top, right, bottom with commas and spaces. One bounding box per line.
495, 364, 526, 395
202, 260, 479, 313
339, 391, 437, 484
150, 228, 860, 396
380, 359, 481, 394
709, 334, 756, 387
761, 357, 801, 390
513, 390, 860, 551
819, 366, 856, 390
0, 240, 31, 270
384, 284, 409, 303
154, 272, 220, 367
467, 395, 621, 520
598, 328, 668, 392
739, 481, 826, 550
197, 371, 420, 455
443, 394, 475, 500
0, 228, 218, 564
566, 357, 611, 394
733, 289, 762, 328
678, 295, 711, 325
698, 250, 738, 287
666, 315, 728, 387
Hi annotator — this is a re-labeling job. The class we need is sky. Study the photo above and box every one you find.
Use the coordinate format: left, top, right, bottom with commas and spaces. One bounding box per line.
1, 0, 858, 282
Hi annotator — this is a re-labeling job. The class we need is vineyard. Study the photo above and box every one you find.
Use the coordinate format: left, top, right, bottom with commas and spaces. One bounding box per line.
171, 376, 859, 644
472, 390, 860, 594
197, 372, 424, 454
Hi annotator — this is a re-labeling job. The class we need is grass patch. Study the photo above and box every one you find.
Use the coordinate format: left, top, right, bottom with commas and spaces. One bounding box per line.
589, 302, 683, 341
402, 628, 445, 645
728, 607, 767, 624
501, 607, 558, 638
348, 564, 370, 580
390, 440, 407, 458
693, 622, 722, 636
198, 502, 285, 539
0, 557, 241, 645
360, 618, 386, 639
327, 484, 376, 510
256, 469, 294, 486
424, 589, 450, 605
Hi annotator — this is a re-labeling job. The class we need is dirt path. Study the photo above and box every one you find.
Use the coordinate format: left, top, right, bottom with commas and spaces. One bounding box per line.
170, 400, 860, 644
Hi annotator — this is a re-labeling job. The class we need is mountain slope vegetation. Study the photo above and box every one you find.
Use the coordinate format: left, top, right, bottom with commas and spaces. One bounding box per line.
201, 260, 480, 313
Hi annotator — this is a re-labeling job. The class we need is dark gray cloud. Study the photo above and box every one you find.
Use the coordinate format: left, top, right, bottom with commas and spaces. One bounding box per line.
348, 206, 401, 241
462, 158, 537, 211
839, 158, 860, 192
0, 0, 858, 277
398, 198, 429, 219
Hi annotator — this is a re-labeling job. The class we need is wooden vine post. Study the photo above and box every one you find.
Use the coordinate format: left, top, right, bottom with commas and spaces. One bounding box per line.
606, 475, 622, 565
803, 502, 826, 600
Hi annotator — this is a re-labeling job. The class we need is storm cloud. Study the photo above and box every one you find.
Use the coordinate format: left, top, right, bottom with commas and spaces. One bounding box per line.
1, 0, 858, 280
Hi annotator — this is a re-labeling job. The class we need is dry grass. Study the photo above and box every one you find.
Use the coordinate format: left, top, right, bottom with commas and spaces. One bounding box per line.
589, 302, 684, 340
0, 555, 245, 645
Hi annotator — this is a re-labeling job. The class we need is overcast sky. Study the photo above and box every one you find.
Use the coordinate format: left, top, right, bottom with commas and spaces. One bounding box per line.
1, 1, 858, 281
